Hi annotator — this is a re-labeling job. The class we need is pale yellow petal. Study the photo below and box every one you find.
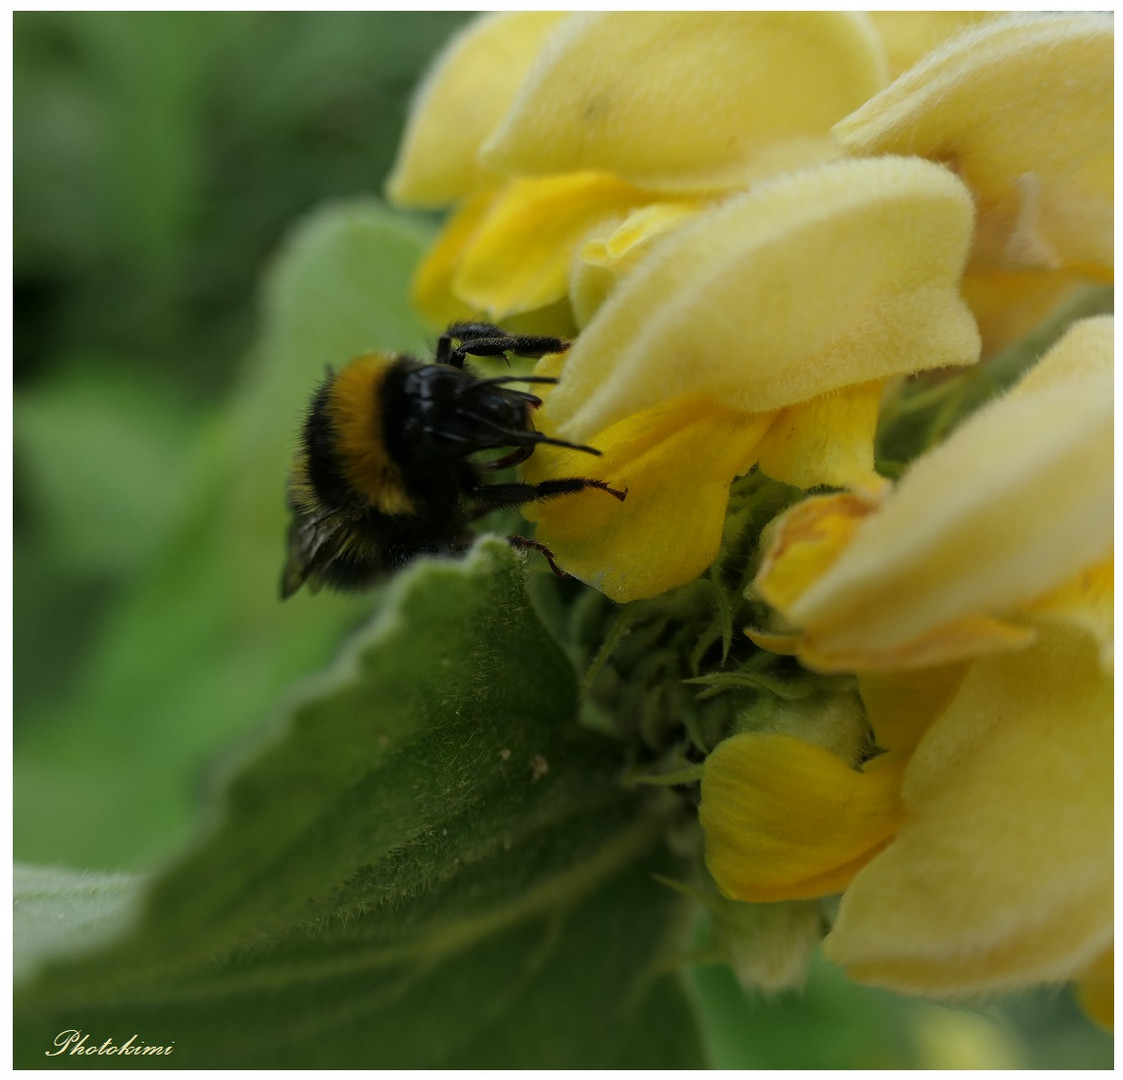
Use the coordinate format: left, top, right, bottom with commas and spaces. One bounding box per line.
1075, 948, 1114, 1030
547, 157, 979, 446
743, 629, 801, 657
755, 379, 890, 493
701, 732, 905, 902
482, 12, 888, 191
497, 301, 577, 342
1007, 314, 1114, 398
584, 202, 708, 266
410, 188, 496, 327
961, 270, 1089, 358
868, 12, 1000, 78
453, 172, 650, 319
834, 15, 1113, 274
571, 201, 707, 327
385, 12, 569, 207
910, 1009, 1024, 1070
825, 626, 1113, 993
798, 614, 1034, 675
754, 493, 875, 614
1024, 558, 1113, 672
858, 665, 969, 756
787, 369, 1113, 659
522, 397, 773, 603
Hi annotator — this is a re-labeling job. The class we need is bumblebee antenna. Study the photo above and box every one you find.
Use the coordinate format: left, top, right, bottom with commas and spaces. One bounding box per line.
470, 375, 561, 388
459, 410, 602, 456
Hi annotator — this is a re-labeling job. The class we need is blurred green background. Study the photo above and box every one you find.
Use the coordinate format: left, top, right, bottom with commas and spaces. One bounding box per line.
15, 10, 468, 738
13, 12, 1112, 1069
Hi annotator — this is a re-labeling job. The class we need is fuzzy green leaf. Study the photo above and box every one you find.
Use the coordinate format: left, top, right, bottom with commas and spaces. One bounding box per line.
16, 541, 704, 1068
14, 865, 143, 983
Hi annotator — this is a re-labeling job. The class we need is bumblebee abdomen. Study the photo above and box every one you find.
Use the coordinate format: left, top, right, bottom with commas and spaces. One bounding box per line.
302, 352, 416, 517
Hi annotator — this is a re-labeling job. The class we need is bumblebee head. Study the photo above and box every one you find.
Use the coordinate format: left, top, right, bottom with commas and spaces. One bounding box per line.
396, 364, 599, 461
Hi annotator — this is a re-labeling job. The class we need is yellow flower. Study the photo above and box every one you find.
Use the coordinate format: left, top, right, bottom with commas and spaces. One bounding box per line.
391, 13, 1108, 333
389, 12, 891, 326
520, 155, 979, 601
387, 12, 1110, 601
701, 317, 1112, 1010
834, 14, 1113, 354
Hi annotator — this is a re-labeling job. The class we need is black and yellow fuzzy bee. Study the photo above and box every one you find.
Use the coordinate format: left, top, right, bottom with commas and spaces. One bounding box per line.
281, 322, 625, 599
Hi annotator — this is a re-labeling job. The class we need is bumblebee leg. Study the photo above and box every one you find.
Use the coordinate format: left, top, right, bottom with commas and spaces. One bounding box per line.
436, 322, 503, 367
470, 477, 627, 508
507, 534, 567, 578
437, 322, 571, 368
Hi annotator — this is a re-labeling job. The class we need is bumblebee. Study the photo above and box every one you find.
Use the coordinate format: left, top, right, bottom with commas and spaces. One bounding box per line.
281, 322, 625, 599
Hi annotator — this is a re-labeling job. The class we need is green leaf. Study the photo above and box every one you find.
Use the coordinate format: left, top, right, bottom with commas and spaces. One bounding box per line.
15, 362, 197, 576
16, 542, 705, 1068
14, 200, 436, 870
14, 864, 143, 983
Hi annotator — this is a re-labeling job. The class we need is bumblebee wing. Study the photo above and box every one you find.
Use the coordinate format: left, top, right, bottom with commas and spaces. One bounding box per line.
280, 511, 348, 600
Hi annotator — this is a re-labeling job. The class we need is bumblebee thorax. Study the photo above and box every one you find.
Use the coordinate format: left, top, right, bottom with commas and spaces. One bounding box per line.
323, 352, 415, 516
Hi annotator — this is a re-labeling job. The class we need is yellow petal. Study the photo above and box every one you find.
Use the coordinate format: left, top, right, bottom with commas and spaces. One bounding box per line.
701, 732, 905, 902
786, 366, 1113, 661
868, 12, 1000, 78
834, 14, 1113, 275
797, 614, 1035, 675
755, 379, 891, 493
453, 172, 650, 319
546, 157, 979, 446
960, 269, 1089, 358
482, 12, 888, 191
522, 396, 773, 603
496, 301, 577, 342
410, 188, 496, 327
385, 12, 569, 207
1075, 948, 1114, 1030
1024, 558, 1113, 672
858, 664, 969, 756
571, 201, 707, 327
825, 626, 1113, 993
754, 493, 875, 614
743, 629, 801, 657
1008, 313, 1114, 397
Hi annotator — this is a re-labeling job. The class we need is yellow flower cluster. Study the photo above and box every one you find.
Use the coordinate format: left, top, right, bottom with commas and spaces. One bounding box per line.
389, 12, 1109, 604
703, 317, 1112, 1019
389, 12, 1113, 1024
